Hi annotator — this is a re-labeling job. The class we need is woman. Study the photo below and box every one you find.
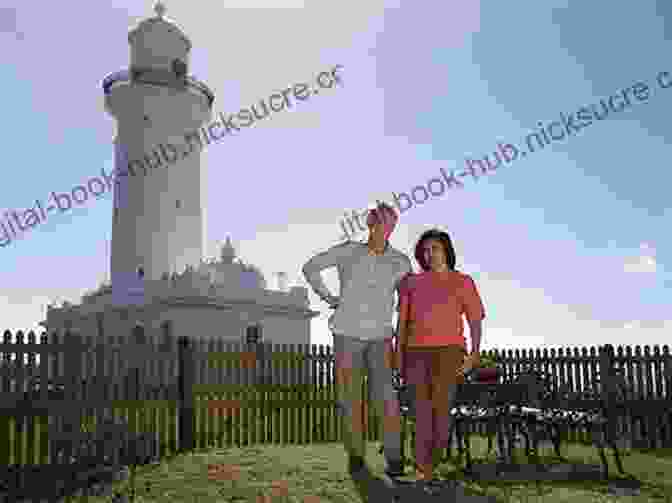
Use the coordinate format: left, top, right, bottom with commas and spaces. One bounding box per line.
395, 228, 485, 486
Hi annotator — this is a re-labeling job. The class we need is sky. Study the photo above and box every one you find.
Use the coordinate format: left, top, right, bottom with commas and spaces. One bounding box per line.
0, 0, 670, 355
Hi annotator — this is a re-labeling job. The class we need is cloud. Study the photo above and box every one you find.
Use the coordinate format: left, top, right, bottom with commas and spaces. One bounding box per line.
0, 284, 88, 338
624, 255, 657, 273
623, 242, 657, 274
306, 262, 672, 350
622, 319, 671, 331
472, 266, 669, 346
478, 274, 670, 350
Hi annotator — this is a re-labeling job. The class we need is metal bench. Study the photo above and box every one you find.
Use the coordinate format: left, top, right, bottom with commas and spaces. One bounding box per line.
393, 365, 631, 479
449, 368, 550, 471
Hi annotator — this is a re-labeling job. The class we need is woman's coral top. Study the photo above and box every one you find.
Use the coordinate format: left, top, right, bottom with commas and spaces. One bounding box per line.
398, 270, 485, 348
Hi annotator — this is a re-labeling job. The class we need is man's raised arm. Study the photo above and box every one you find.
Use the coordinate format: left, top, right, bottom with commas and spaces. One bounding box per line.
301, 242, 353, 302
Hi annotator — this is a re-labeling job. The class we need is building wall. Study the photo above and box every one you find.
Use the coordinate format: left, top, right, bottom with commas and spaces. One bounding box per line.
44, 302, 312, 347
160, 305, 311, 347
42, 300, 316, 386
260, 313, 310, 347
162, 305, 247, 342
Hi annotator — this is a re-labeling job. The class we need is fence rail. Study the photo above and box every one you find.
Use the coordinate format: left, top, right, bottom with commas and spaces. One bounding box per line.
0, 328, 670, 475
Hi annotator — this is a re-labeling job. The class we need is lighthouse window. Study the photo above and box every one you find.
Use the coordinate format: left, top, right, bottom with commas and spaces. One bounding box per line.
96, 313, 105, 339
246, 324, 262, 345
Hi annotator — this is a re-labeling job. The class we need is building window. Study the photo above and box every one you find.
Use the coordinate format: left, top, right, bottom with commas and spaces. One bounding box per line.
172, 58, 187, 78
245, 324, 262, 345
176, 199, 181, 209
161, 321, 172, 338
96, 313, 104, 340
114, 208, 119, 220
137, 266, 144, 279
160, 320, 173, 351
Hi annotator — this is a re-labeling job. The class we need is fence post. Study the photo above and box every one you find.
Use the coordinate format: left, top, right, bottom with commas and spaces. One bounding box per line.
664, 350, 672, 448
50, 329, 86, 491
178, 336, 195, 453
131, 325, 144, 403
599, 344, 617, 445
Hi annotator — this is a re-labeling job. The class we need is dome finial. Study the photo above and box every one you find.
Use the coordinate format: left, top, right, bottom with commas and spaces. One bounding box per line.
220, 236, 236, 264
154, 1, 167, 18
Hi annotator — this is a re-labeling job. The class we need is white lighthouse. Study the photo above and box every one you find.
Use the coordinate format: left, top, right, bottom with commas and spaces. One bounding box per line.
41, 3, 319, 350
103, 2, 214, 302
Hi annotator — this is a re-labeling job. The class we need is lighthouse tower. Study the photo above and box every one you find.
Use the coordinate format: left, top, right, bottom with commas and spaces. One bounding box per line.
42, 2, 318, 348
103, 2, 214, 302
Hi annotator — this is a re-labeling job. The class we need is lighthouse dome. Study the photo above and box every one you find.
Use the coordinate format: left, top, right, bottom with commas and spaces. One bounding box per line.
128, 2, 191, 74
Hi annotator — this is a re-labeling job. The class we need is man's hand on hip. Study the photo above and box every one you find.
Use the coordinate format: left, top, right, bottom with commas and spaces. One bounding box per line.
322, 295, 340, 309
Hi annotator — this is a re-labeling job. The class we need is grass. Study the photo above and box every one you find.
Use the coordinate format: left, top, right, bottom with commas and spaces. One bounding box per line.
60, 433, 672, 503
5, 406, 671, 501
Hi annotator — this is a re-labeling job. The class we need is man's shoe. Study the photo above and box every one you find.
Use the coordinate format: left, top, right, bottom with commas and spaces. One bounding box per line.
348, 455, 365, 473
384, 460, 405, 478
421, 480, 442, 496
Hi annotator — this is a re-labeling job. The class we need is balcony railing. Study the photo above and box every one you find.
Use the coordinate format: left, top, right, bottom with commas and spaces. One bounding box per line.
102, 68, 214, 108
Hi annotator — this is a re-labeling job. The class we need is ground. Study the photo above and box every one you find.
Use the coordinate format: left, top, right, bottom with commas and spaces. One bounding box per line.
74, 435, 672, 503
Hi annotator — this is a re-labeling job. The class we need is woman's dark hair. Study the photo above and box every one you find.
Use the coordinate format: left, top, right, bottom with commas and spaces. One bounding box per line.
414, 228, 457, 271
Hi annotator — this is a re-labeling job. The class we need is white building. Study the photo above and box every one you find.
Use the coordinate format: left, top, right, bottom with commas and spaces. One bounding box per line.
40, 3, 319, 348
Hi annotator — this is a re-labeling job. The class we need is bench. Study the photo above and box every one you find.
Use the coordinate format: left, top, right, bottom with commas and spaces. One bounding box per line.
393, 363, 632, 479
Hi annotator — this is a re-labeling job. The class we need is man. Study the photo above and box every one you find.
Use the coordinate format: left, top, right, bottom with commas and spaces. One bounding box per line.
302, 202, 412, 478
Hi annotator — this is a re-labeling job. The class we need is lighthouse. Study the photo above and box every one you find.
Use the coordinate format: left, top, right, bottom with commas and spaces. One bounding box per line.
103, 2, 215, 304
42, 3, 318, 350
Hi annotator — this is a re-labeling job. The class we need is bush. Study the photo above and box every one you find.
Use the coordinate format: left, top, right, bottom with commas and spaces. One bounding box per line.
478, 353, 498, 368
